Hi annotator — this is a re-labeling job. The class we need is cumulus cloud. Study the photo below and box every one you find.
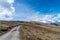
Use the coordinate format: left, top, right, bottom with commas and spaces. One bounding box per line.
25, 12, 41, 21
25, 12, 60, 23
15, 4, 60, 23
26, 14, 54, 23
0, 0, 15, 20
14, 3, 60, 23
0, 0, 60, 23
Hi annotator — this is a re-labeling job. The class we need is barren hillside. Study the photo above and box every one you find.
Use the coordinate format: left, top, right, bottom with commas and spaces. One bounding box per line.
20, 22, 60, 40
0, 21, 60, 40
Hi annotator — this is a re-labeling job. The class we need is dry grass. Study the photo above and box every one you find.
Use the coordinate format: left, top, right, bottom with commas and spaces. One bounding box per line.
20, 22, 60, 40
0, 21, 60, 40
0, 21, 20, 36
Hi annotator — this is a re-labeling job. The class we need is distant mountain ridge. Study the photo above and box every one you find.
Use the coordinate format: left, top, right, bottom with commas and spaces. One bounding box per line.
45, 21, 60, 26
0, 20, 60, 26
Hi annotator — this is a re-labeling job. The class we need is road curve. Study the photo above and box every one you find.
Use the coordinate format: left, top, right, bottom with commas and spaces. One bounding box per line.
0, 27, 20, 40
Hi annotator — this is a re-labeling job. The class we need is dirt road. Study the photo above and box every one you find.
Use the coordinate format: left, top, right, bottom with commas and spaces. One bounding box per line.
0, 27, 20, 40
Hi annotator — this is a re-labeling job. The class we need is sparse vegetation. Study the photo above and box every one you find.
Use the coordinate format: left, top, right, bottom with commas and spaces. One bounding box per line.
20, 22, 60, 40
0, 21, 60, 40
0, 21, 20, 36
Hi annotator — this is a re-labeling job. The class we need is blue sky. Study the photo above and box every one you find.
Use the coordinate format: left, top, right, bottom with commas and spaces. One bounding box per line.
0, 0, 60, 23
15, 0, 60, 13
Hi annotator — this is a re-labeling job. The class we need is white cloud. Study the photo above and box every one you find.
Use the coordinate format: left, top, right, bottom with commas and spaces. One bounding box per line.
0, 0, 15, 20
7, 0, 14, 4
25, 12, 41, 21
26, 13, 60, 23
14, 3, 60, 23
57, 14, 60, 18
26, 14, 54, 23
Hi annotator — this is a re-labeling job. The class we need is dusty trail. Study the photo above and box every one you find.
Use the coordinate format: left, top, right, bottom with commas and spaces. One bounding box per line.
0, 27, 20, 40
